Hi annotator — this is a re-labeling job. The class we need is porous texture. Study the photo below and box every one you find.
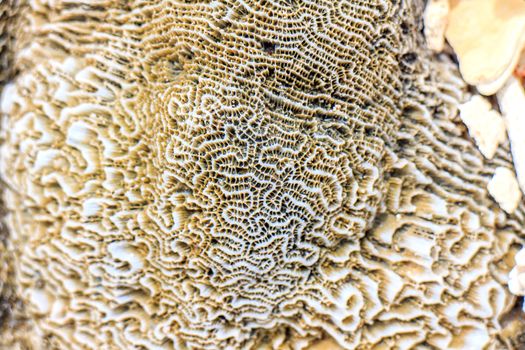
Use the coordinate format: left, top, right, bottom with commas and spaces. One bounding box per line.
0, 1, 524, 349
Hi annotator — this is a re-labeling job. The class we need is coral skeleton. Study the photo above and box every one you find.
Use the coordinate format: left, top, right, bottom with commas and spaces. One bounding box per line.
1, 0, 525, 349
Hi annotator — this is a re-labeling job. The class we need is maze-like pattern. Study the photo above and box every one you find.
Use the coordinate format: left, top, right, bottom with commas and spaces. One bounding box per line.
0, 0, 523, 349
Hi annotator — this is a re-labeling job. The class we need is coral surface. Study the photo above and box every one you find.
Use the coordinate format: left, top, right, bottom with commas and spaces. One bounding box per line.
0, 0, 524, 349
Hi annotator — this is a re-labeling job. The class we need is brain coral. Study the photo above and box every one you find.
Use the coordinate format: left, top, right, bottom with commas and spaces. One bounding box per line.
0, 0, 524, 349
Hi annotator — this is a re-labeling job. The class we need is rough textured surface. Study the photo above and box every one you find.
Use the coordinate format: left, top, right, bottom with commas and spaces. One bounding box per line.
0, 1, 524, 349
0, 2, 34, 349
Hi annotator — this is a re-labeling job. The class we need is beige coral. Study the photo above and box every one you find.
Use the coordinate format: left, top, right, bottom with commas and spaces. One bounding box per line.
0, 1, 524, 350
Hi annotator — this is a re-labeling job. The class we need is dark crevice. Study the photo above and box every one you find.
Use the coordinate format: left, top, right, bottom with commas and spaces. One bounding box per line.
261, 40, 276, 55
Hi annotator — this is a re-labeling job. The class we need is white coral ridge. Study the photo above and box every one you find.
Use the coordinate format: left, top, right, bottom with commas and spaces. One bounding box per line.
423, 0, 449, 52
498, 76, 525, 195
458, 95, 506, 159
509, 247, 525, 296
487, 167, 522, 214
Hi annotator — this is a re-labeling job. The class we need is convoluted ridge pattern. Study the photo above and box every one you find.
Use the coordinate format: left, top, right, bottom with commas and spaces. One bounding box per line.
0, 0, 524, 349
